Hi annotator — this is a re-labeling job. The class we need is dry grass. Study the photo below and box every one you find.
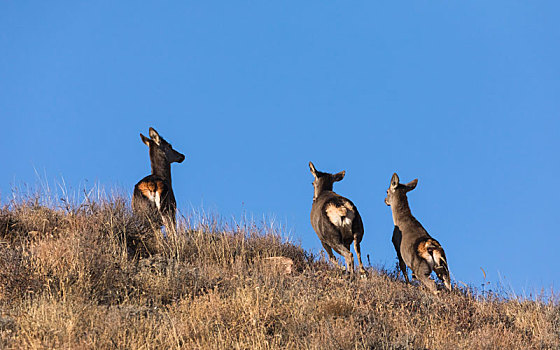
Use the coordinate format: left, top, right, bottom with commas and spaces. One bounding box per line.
0, 191, 558, 349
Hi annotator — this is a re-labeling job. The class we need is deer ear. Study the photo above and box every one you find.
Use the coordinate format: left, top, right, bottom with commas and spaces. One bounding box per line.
334, 170, 345, 182
140, 133, 151, 146
405, 179, 418, 191
149, 127, 161, 145
391, 173, 400, 189
309, 162, 317, 177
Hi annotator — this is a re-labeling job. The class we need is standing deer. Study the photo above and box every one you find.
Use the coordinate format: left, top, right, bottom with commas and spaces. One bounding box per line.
309, 162, 366, 276
385, 173, 451, 294
132, 127, 185, 233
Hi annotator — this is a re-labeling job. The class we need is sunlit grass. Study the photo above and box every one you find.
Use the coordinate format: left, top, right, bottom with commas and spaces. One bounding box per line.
0, 186, 558, 349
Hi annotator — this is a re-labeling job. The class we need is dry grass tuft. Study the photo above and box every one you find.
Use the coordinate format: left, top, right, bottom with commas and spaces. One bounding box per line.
0, 192, 557, 349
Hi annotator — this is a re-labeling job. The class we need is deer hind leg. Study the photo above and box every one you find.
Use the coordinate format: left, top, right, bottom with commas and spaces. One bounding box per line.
133, 197, 161, 232
443, 272, 451, 291
331, 242, 355, 275
321, 242, 345, 271
434, 267, 452, 291
415, 262, 439, 295
353, 237, 367, 276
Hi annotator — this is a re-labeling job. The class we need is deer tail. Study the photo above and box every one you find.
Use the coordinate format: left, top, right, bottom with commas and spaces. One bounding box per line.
430, 244, 448, 271
419, 239, 448, 271
425, 239, 452, 291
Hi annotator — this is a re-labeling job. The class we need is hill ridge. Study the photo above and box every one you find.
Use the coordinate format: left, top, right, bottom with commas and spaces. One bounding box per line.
0, 194, 558, 349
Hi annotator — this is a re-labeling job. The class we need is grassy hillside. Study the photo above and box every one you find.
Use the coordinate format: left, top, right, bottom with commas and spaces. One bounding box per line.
0, 193, 558, 349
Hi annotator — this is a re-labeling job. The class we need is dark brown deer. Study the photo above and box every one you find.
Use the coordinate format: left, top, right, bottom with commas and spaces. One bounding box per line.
385, 173, 451, 294
132, 127, 185, 233
309, 162, 366, 276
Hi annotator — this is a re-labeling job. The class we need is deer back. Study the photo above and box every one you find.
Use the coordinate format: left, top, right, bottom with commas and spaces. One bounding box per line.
311, 191, 363, 246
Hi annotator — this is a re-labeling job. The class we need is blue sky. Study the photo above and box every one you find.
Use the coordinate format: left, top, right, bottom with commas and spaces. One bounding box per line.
1, 2, 559, 296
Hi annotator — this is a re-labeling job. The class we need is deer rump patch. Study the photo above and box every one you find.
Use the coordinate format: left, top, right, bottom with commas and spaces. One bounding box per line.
137, 180, 165, 210
417, 239, 445, 269
325, 201, 355, 228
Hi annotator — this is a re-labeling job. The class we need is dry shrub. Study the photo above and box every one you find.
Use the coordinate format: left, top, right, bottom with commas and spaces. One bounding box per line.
0, 200, 64, 243
0, 193, 557, 349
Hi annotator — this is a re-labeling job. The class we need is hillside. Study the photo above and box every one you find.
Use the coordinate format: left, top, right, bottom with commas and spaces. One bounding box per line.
0, 194, 558, 349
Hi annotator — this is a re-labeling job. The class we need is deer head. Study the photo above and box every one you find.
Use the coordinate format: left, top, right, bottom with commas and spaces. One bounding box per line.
384, 173, 418, 207
140, 127, 185, 165
309, 161, 345, 201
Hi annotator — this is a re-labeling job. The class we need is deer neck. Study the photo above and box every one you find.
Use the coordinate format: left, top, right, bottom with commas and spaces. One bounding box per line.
150, 152, 173, 186
391, 198, 413, 226
313, 185, 333, 201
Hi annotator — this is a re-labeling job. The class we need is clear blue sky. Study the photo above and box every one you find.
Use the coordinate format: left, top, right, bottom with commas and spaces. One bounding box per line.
1, 2, 559, 296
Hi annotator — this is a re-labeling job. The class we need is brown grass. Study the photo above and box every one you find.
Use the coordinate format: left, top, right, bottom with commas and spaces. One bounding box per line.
0, 192, 558, 349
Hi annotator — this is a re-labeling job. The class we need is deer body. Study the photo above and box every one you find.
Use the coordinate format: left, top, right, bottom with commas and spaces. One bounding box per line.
309, 162, 366, 276
132, 127, 185, 232
385, 173, 451, 294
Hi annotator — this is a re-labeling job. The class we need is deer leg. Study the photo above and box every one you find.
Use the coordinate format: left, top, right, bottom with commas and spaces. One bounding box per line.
353, 237, 367, 276
396, 253, 409, 283
415, 262, 439, 295
321, 242, 345, 270
159, 201, 177, 235
434, 267, 452, 291
443, 273, 451, 291
331, 242, 354, 275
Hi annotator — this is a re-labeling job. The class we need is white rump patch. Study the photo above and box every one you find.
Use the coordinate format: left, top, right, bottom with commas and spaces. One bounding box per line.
325, 202, 355, 228
143, 190, 161, 210
138, 181, 165, 210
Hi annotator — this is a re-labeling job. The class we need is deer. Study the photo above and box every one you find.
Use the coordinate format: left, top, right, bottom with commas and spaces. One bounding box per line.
132, 127, 185, 234
384, 173, 451, 294
309, 162, 366, 277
